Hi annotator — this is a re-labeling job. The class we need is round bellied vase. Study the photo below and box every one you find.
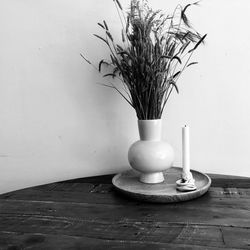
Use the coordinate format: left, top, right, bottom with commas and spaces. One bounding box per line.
128, 119, 174, 184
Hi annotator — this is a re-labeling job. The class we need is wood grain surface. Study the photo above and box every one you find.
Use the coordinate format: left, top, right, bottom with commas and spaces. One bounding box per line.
0, 172, 250, 249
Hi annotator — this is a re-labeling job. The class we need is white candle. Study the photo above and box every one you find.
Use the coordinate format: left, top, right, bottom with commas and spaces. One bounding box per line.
182, 125, 190, 175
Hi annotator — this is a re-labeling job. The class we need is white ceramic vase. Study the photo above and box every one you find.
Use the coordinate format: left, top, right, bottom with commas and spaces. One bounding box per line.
128, 119, 174, 184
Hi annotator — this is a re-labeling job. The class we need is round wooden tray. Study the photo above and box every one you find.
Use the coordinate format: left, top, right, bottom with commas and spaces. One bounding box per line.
112, 167, 211, 203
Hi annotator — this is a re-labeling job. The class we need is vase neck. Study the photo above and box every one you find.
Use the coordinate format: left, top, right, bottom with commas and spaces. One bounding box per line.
138, 119, 162, 141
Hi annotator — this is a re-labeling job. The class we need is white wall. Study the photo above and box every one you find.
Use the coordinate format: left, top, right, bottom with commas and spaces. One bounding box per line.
0, 0, 249, 194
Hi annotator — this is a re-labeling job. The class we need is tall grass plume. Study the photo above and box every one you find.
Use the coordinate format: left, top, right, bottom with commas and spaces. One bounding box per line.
82, 0, 206, 120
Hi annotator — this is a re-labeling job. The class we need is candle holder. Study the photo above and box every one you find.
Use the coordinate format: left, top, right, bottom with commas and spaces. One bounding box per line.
176, 125, 197, 192
176, 172, 197, 192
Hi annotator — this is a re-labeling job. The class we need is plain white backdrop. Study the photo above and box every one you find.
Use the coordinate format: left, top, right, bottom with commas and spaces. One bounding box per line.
0, 0, 249, 194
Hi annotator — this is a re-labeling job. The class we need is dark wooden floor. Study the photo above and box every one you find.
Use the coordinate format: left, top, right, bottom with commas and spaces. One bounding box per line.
0, 172, 250, 249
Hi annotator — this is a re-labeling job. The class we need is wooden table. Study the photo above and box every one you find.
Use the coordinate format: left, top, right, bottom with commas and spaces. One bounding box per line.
0, 172, 250, 249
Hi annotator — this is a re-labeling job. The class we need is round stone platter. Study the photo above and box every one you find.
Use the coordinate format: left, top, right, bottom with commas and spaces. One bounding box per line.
112, 167, 212, 203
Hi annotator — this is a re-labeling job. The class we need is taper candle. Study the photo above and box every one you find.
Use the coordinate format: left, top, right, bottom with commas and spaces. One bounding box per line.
182, 125, 190, 175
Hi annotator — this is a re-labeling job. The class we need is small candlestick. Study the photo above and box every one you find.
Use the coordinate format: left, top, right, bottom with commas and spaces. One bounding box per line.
176, 125, 196, 191
182, 125, 190, 177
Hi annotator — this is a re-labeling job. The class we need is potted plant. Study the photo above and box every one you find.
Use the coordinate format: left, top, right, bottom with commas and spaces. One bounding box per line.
82, 0, 206, 184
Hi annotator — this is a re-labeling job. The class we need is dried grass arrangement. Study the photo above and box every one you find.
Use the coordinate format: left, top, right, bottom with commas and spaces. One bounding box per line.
82, 0, 206, 120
